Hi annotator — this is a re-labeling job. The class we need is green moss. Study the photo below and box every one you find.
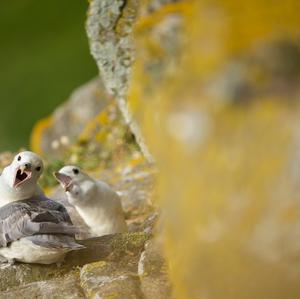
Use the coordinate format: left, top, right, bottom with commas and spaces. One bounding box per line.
39, 158, 65, 189
0, 263, 79, 292
110, 232, 150, 252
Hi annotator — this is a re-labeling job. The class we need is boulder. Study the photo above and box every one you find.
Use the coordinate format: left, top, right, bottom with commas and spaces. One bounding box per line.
138, 239, 172, 299
0, 232, 149, 297
0, 274, 84, 299
80, 261, 143, 299
30, 78, 110, 156
86, 0, 184, 162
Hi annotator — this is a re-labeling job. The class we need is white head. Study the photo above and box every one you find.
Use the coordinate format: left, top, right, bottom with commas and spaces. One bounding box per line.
54, 165, 95, 205
1, 151, 44, 198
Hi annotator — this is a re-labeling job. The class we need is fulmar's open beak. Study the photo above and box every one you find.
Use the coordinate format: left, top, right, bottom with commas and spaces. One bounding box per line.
14, 163, 32, 188
53, 172, 73, 192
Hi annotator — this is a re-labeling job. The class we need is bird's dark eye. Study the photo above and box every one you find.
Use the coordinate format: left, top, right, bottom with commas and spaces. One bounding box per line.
73, 168, 79, 175
17, 156, 21, 161
36, 166, 41, 171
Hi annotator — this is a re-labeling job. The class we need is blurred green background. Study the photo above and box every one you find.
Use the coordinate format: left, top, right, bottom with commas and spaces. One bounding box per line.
0, 0, 97, 151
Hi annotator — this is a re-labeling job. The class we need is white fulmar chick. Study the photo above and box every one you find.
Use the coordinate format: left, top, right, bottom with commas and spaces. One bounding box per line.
54, 166, 127, 237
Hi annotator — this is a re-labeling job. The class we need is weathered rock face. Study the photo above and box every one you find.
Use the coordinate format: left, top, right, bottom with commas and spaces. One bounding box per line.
86, 0, 182, 98
86, 0, 138, 98
30, 0, 185, 165
0, 233, 150, 298
80, 262, 143, 299
0, 233, 172, 298
86, 0, 183, 162
30, 78, 110, 156
138, 239, 172, 299
0, 274, 85, 299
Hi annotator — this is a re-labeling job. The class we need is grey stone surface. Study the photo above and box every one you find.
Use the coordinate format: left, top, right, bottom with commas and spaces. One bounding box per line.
138, 239, 172, 299
0, 233, 149, 296
80, 261, 143, 299
86, 0, 139, 98
0, 262, 71, 292
36, 78, 110, 156
86, 0, 181, 98
0, 273, 85, 299
86, 0, 156, 162
67, 233, 150, 268
0, 232, 171, 298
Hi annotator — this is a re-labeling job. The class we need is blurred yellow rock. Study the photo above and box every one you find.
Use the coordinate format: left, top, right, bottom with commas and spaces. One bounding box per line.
127, 0, 300, 298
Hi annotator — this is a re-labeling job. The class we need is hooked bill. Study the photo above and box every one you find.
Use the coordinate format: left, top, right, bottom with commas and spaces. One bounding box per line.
14, 167, 32, 188
53, 172, 73, 191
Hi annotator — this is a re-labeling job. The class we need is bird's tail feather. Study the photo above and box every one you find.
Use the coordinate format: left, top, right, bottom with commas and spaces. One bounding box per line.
25, 234, 85, 250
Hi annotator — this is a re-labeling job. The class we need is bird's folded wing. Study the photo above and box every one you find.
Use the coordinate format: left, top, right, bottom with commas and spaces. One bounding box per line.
29, 195, 73, 224
0, 205, 79, 248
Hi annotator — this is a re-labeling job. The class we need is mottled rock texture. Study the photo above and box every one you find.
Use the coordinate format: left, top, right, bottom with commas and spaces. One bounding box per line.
0, 274, 85, 299
86, 0, 182, 98
31, 78, 110, 156
0, 233, 149, 298
138, 239, 172, 299
86, 0, 138, 98
31, 0, 185, 162
86, 0, 183, 162
0, 233, 172, 298
80, 262, 143, 299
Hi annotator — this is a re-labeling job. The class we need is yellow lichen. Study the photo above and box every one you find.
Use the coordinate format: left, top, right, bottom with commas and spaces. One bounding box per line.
134, 2, 191, 33
127, 0, 300, 298
30, 115, 54, 155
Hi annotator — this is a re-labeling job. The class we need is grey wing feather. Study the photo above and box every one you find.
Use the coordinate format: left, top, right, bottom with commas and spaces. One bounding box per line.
26, 195, 73, 224
25, 234, 84, 249
0, 196, 80, 248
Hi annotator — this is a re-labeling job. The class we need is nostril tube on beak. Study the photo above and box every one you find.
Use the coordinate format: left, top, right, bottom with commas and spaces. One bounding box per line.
20, 163, 32, 174
24, 163, 31, 169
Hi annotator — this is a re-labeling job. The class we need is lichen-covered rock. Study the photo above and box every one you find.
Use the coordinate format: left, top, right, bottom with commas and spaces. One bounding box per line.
86, 0, 181, 98
80, 261, 143, 299
112, 162, 157, 214
0, 263, 71, 292
82, 272, 142, 299
138, 239, 172, 299
66, 232, 150, 268
0, 273, 84, 299
86, 0, 185, 162
0, 232, 149, 297
31, 78, 109, 156
86, 0, 138, 98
